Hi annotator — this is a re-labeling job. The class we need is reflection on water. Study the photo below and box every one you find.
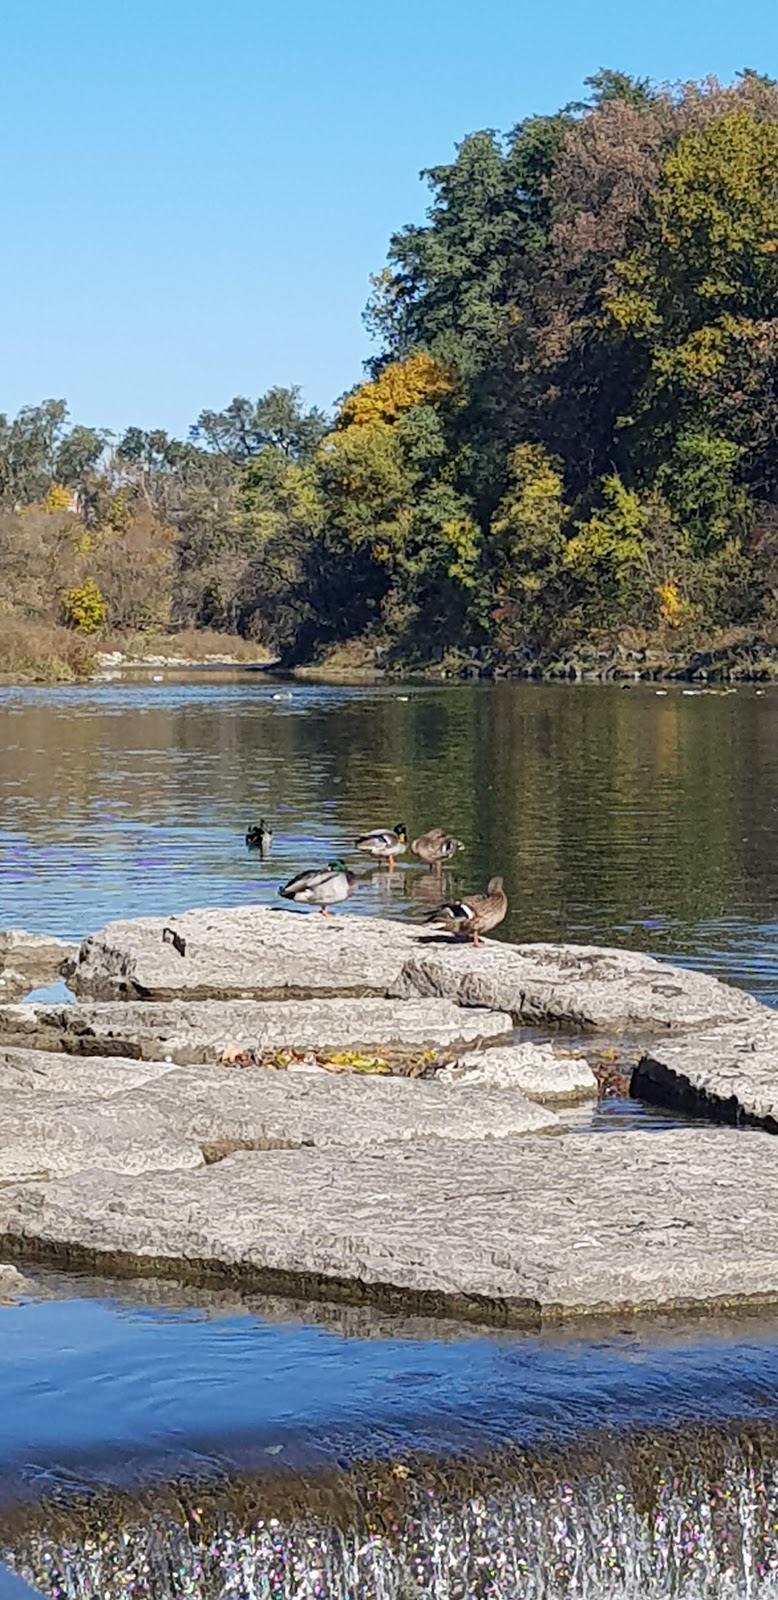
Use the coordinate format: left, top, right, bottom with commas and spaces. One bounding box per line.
2, 676, 778, 999
5, 1287, 778, 1490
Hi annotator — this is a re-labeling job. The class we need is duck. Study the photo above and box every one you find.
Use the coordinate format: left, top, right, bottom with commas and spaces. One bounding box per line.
411, 827, 463, 868
246, 820, 273, 855
355, 823, 408, 869
278, 859, 356, 915
425, 876, 507, 946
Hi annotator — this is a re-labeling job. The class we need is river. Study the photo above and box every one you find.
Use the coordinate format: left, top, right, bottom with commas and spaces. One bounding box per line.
2, 674, 778, 999
3, 671, 778, 1598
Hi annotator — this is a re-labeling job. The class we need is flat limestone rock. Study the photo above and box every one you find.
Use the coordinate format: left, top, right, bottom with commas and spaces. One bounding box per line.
72, 907, 427, 1001
0, 1046, 180, 1099
70, 907, 757, 1038
120, 1063, 560, 1153
0, 1046, 557, 1178
0, 1102, 203, 1183
0, 970, 35, 1003
0, 929, 77, 985
439, 1042, 597, 1104
2, 1128, 778, 1324
0, 996, 513, 1063
393, 941, 759, 1034
0, 1264, 41, 1303
632, 1012, 778, 1128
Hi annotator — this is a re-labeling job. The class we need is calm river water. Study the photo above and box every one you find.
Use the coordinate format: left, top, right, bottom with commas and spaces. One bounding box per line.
1, 673, 778, 999
4, 672, 778, 1599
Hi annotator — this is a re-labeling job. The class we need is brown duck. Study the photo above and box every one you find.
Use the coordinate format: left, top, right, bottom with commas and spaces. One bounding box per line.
425, 876, 507, 946
411, 827, 463, 867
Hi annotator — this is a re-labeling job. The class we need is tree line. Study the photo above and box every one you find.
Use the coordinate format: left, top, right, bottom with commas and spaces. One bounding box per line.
6, 68, 778, 669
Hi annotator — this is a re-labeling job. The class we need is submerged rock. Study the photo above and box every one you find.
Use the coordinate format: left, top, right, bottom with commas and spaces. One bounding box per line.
0, 996, 513, 1062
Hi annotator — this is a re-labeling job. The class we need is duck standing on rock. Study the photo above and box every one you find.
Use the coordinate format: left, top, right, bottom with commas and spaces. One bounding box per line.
411, 828, 463, 868
278, 860, 356, 915
355, 823, 408, 870
425, 876, 507, 946
246, 820, 273, 856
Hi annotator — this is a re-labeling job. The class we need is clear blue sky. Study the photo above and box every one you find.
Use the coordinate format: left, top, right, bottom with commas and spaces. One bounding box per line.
2, 0, 776, 439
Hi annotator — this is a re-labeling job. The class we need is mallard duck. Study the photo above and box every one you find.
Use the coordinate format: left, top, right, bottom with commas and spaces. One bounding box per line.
246, 820, 273, 855
355, 823, 408, 868
278, 859, 356, 914
425, 876, 507, 945
411, 828, 463, 867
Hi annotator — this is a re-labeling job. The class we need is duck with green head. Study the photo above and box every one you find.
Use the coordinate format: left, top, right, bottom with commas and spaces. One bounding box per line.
355, 822, 408, 870
278, 859, 357, 914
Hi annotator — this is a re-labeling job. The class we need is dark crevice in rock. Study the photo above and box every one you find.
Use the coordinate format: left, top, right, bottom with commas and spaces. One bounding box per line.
631, 1056, 778, 1134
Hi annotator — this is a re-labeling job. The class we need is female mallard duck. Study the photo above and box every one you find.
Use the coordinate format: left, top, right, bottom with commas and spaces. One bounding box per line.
278, 860, 356, 915
355, 823, 408, 868
411, 827, 463, 867
246, 819, 273, 855
426, 876, 507, 945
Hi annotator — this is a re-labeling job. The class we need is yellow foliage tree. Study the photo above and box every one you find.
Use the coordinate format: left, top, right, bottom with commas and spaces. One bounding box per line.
338, 353, 457, 429
43, 484, 73, 514
61, 577, 107, 633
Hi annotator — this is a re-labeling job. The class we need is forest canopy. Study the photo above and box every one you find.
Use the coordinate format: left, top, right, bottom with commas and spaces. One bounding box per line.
6, 68, 778, 671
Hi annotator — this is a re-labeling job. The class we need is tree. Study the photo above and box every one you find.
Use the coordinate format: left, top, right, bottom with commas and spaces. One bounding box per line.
191, 387, 328, 462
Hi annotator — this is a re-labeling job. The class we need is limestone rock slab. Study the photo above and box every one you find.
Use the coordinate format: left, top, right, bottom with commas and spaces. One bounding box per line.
0, 1045, 557, 1175
72, 907, 426, 1001
394, 942, 758, 1033
2, 1129, 778, 1324
632, 1012, 778, 1128
0, 929, 77, 985
122, 1062, 560, 1152
0, 996, 512, 1063
0, 1102, 203, 1182
0, 1046, 180, 1099
0, 1264, 41, 1303
440, 1042, 597, 1103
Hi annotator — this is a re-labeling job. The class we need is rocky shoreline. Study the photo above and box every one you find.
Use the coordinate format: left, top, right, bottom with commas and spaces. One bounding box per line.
0, 910, 777, 1326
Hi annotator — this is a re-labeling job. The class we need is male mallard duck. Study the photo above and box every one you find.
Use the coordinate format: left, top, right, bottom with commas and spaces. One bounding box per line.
278, 859, 356, 915
425, 876, 507, 946
246, 819, 273, 855
355, 823, 408, 868
411, 828, 463, 867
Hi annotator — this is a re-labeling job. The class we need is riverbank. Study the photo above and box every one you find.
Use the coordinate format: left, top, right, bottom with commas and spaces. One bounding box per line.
291, 627, 778, 685
0, 622, 274, 684
1, 907, 778, 1326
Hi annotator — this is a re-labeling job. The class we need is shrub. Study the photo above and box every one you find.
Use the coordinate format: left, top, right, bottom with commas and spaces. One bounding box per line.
61, 577, 107, 633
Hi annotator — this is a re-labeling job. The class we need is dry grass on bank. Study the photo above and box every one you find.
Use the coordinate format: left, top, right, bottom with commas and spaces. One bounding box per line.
98, 628, 274, 663
0, 617, 97, 681
0, 620, 275, 683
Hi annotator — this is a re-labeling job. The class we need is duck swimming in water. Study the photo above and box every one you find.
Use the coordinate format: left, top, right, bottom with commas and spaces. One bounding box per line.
425, 876, 507, 946
355, 823, 408, 869
246, 820, 273, 856
411, 828, 463, 868
278, 859, 357, 915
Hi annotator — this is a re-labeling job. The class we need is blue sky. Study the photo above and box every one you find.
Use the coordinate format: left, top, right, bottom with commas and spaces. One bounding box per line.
2, 0, 776, 438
